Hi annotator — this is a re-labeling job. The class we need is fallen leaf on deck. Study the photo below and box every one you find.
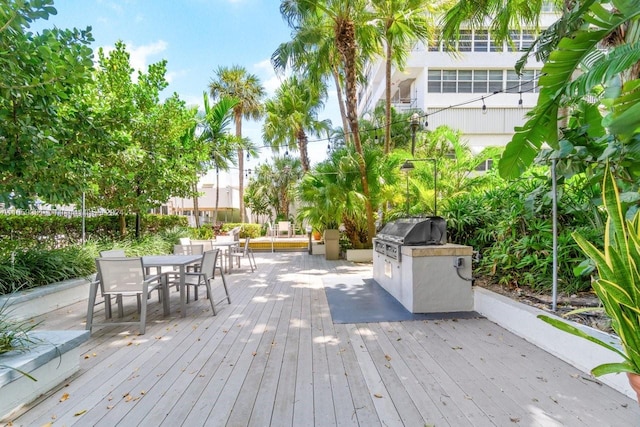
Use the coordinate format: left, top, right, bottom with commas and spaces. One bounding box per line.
74, 410, 87, 416
374, 393, 383, 398
510, 417, 520, 423
384, 355, 391, 361
40, 423, 52, 427
59, 393, 69, 402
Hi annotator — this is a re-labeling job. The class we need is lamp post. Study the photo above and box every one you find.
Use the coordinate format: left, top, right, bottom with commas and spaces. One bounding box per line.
410, 113, 420, 156
400, 158, 437, 217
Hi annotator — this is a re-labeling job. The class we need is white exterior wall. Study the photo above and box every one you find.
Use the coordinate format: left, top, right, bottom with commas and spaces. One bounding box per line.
358, 13, 559, 152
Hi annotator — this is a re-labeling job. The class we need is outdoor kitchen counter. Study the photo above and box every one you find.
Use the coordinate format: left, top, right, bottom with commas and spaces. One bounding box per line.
374, 243, 474, 314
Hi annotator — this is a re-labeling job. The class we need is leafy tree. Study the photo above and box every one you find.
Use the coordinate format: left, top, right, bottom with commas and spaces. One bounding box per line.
0, 0, 94, 207
245, 156, 302, 221
262, 74, 331, 172
89, 42, 201, 236
209, 65, 265, 223
370, 0, 437, 154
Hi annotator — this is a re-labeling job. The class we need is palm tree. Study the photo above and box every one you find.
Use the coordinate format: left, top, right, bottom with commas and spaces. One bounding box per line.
209, 65, 265, 223
370, 0, 436, 154
199, 93, 238, 225
280, 0, 379, 246
262, 75, 331, 172
272, 11, 352, 140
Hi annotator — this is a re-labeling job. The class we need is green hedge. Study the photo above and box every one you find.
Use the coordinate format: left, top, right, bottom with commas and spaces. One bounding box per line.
0, 214, 188, 253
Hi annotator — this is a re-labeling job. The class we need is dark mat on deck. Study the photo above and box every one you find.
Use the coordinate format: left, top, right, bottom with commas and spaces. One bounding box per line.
323, 278, 481, 324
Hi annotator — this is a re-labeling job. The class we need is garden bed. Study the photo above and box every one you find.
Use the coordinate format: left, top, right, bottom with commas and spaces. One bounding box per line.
0, 330, 90, 421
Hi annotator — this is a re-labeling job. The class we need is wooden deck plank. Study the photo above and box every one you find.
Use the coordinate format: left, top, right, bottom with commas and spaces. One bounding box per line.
451, 316, 637, 426
291, 285, 315, 426
103, 276, 261, 426
269, 281, 302, 426
332, 323, 382, 427
178, 263, 285, 426
403, 319, 528, 425
226, 271, 292, 426
387, 321, 498, 427
345, 323, 404, 427
371, 322, 450, 426
6, 252, 640, 427
310, 281, 338, 427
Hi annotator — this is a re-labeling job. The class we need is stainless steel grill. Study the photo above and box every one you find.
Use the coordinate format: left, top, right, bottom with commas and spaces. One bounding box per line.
374, 217, 446, 262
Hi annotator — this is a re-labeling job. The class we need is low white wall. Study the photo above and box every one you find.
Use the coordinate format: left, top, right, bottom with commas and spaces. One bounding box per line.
0, 277, 91, 320
0, 330, 90, 421
474, 286, 634, 400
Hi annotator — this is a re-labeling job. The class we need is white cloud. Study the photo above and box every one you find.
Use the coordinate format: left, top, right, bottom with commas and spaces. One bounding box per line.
128, 40, 168, 73
253, 58, 282, 97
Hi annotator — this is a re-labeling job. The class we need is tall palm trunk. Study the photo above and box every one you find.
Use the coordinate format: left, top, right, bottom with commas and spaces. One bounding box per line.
297, 129, 310, 172
336, 19, 376, 246
331, 65, 351, 143
384, 40, 393, 154
235, 111, 245, 223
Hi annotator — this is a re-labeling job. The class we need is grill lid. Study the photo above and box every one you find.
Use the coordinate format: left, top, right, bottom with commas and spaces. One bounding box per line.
376, 217, 446, 245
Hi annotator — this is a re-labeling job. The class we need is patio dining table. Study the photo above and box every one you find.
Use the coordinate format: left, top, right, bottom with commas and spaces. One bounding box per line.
142, 254, 202, 318
210, 240, 240, 273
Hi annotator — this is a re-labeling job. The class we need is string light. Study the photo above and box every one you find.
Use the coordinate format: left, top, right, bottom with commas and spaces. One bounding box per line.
240, 78, 540, 153
518, 91, 524, 109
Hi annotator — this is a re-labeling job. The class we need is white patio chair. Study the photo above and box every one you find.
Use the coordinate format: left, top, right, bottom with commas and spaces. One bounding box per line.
87, 257, 163, 335
179, 237, 191, 245
277, 221, 291, 238
230, 237, 256, 272
182, 249, 231, 316
173, 244, 204, 255
100, 249, 126, 257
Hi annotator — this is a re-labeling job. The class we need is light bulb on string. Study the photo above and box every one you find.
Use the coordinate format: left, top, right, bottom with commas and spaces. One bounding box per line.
518, 92, 523, 109
481, 97, 487, 115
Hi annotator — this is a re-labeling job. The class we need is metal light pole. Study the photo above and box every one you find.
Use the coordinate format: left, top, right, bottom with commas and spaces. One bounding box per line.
410, 113, 420, 156
400, 158, 437, 217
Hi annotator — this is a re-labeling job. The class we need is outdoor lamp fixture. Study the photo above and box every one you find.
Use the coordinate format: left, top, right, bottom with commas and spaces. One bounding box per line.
409, 112, 420, 156
400, 158, 437, 217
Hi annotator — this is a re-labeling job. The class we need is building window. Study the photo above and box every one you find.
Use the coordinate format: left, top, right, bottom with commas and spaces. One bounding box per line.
474, 30, 489, 52
458, 70, 472, 93
506, 69, 540, 93
459, 29, 472, 52
428, 69, 539, 94
475, 159, 494, 172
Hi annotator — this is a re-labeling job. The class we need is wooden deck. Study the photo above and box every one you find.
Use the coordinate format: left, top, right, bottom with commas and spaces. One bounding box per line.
6, 252, 639, 426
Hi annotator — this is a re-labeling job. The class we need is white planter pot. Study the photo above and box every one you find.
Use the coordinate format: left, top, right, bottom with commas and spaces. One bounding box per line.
311, 242, 325, 255
346, 249, 373, 263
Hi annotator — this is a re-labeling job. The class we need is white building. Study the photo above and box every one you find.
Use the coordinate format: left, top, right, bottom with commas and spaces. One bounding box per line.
162, 169, 241, 226
357, 9, 559, 159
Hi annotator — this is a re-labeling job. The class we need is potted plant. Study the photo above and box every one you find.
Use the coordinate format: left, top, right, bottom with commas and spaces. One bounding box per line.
538, 165, 640, 401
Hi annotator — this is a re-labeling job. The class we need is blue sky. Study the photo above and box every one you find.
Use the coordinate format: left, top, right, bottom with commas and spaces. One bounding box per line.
37, 0, 339, 171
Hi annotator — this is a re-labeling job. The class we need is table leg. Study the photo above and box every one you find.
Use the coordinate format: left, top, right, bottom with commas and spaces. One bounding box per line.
179, 265, 187, 318
161, 273, 170, 316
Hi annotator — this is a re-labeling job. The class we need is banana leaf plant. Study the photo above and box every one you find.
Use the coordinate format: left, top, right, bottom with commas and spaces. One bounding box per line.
539, 164, 640, 377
